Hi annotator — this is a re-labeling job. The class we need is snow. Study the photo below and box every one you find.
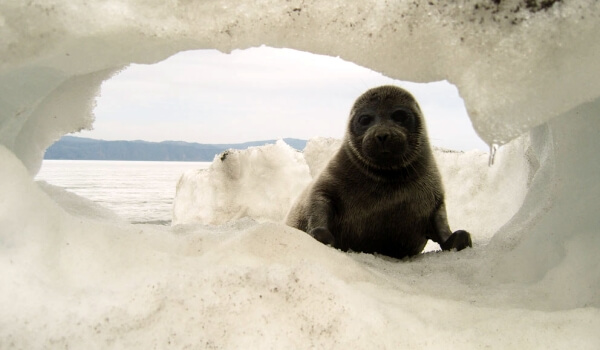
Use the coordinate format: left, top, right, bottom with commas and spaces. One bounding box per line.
1, 0, 600, 348
173, 140, 311, 225
174, 137, 526, 245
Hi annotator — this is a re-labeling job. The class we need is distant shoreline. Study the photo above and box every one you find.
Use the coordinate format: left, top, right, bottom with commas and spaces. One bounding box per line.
44, 136, 307, 162
41, 159, 213, 163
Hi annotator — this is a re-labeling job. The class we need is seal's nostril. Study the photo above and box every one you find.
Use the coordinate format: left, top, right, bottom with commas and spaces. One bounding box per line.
377, 133, 389, 144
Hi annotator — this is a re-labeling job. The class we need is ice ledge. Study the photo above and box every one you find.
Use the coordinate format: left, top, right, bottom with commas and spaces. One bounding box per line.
1, 1, 599, 174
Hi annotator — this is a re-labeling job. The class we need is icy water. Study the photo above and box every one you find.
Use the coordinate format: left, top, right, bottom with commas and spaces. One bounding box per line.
36, 160, 210, 224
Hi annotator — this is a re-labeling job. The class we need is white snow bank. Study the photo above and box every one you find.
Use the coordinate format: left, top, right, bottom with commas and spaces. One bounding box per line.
434, 137, 530, 241
1, 0, 600, 347
36, 181, 125, 223
174, 137, 527, 245
302, 137, 343, 177
173, 140, 311, 225
2, 145, 599, 349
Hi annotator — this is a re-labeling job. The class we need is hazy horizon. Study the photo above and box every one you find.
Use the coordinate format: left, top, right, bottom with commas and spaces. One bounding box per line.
60, 134, 308, 145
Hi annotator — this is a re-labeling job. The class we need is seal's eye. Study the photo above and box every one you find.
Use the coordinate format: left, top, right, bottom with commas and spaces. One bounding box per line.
357, 115, 374, 126
391, 110, 412, 124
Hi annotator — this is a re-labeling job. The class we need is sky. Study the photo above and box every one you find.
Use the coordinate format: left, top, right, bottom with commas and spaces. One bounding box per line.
79, 46, 488, 151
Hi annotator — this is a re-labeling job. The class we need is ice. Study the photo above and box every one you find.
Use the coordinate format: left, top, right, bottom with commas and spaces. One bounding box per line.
302, 137, 343, 177
174, 138, 526, 245
36, 181, 125, 223
173, 140, 311, 225
1, 0, 600, 347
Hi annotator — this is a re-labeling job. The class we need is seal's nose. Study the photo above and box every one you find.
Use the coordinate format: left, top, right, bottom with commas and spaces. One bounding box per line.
376, 132, 389, 145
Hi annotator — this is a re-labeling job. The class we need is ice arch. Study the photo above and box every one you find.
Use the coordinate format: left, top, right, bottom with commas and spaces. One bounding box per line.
1, 0, 599, 346
3, 0, 599, 176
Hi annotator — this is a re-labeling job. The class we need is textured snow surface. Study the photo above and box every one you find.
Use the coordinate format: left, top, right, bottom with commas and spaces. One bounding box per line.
173, 140, 311, 225
1, 0, 600, 348
174, 137, 525, 244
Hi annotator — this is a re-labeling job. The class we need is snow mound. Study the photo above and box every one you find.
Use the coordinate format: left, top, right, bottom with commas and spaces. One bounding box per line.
174, 136, 528, 246
36, 181, 125, 223
435, 137, 530, 241
2, 145, 599, 349
302, 137, 343, 177
173, 140, 311, 225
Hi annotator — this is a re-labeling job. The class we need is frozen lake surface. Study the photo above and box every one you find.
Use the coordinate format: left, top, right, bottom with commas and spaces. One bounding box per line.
36, 160, 210, 224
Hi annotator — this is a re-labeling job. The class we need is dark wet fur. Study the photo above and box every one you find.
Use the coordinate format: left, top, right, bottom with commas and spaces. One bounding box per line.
286, 85, 472, 259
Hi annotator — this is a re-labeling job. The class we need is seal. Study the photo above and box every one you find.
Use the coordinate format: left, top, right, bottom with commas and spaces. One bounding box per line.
285, 85, 472, 259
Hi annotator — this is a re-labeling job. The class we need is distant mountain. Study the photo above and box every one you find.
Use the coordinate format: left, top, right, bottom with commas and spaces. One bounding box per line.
44, 136, 308, 161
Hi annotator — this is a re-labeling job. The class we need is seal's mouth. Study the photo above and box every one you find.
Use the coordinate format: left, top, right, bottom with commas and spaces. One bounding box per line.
360, 127, 408, 165
375, 148, 397, 158
362, 141, 408, 167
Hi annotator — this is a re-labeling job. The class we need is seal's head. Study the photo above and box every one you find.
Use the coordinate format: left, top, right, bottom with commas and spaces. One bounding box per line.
346, 85, 427, 170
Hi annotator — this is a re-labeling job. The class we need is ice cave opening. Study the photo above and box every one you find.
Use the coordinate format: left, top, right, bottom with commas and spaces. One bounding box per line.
72, 46, 486, 151
1, 0, 599, 347
38, 46, 495, 231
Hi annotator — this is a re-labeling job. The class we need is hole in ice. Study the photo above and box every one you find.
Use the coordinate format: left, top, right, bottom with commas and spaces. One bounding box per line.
38, 46, 493, 230
81, 46, 487, 150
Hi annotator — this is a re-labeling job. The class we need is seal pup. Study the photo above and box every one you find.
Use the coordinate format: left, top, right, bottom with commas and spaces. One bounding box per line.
286, 85, 472, 259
